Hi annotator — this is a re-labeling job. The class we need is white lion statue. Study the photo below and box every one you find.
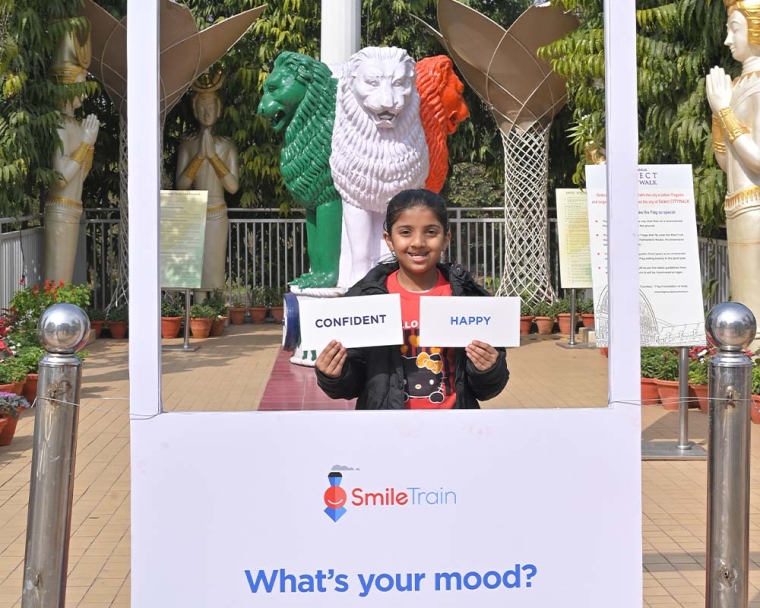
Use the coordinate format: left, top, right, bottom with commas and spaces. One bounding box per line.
330, 46, 430, 287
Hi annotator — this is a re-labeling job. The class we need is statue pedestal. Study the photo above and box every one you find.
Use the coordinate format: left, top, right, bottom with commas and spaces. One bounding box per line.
284, 286, 347, 367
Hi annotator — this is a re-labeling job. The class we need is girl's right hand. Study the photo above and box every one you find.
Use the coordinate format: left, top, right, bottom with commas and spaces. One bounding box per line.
315, 340, 347, 378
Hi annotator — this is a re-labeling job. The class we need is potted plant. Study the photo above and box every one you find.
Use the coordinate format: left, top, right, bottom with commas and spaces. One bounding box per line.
16, 345, 45, 404
249, 286, 267, 324
532, 300, 554, 335
207, 289, 229, 337
551, 295, 580, 335
648, 347, 680, 410
107, 304, 128, 339
519, 298, 534, 335
0, 356, 27, 395
161, 300, 184, 339
87, 307, 106, 338
578, 298, 595, 328
687, 347, 711, 413
0, 391, 29, 446
751, 362, 760, 425
189, 304, 215, 339
266, 286, 286, 324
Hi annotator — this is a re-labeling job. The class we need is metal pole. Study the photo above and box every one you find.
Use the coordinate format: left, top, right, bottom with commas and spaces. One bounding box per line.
705, 302, 756, 607
22, 303, 89, 608
161, 289, 199, 352
677, 346, 691, 450
568, 288, 577, 346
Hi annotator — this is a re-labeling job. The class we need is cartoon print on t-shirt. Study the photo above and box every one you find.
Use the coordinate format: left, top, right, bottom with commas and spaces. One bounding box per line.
402, 352, 445, 403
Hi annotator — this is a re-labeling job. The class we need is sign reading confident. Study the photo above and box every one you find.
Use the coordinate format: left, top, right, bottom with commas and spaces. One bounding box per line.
298, 294, 403, 350
418, 296, 520, 347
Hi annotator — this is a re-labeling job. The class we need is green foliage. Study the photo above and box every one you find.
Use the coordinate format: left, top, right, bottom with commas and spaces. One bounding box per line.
531, 300, 553, 318
640, 347, 679, 380
0, 356, 27, 384
107, 304, 128, 323
250, 286, 267, 307
543, 0, 732, 234
0, 1, 96, 216
205, 288, 229, 317
189, 303, 216, 319
752, 361, 760, 396
15, 344, 45, 373
688, 357, 708, 385
264, 285, 287, 308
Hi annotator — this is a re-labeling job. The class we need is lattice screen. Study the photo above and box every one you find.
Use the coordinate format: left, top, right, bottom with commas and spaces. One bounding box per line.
495, 124, 555, 305
108, 114, 130, 311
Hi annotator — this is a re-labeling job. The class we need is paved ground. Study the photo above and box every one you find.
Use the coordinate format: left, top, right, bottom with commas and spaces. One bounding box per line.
1, 324, 759, 606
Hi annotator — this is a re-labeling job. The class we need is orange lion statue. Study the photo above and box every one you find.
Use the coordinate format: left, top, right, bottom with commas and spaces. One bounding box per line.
415, 56, 469, 193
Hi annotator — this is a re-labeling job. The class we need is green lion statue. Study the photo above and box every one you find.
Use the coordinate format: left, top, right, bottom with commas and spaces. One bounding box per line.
258, 51, 342, 289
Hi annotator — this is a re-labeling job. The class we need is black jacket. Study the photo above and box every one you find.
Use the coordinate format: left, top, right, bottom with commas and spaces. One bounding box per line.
315, 262, 509, 409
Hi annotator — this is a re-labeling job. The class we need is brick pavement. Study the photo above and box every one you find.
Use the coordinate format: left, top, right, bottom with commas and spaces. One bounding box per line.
1, 324, 759, 606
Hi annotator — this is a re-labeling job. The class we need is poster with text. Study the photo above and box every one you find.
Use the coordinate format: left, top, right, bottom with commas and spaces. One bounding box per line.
160, 190, 208, 289
555, 189, 593, 289
585, 165, 705, 347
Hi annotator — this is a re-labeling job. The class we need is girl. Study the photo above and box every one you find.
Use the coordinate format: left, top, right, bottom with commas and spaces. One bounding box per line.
315, 189, 508, 409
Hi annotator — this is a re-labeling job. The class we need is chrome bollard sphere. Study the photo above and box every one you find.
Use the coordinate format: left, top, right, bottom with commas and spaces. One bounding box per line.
705, 302, 757, 351
37, 303, 91, 354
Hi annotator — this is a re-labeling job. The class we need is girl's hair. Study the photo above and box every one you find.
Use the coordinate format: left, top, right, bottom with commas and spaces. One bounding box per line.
384, 189, 450, 233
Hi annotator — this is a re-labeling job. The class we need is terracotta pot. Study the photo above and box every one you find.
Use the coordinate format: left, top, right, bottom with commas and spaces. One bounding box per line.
654, 379, 680, 410
0, 417, 7, 438
22, 373, 38, 404
210, 316, 228, 337
599, 347, 608, 358
108, 321, 128, 339
556, 312, 580, 335
161, 316, 182, 339
90, 320, 105, 339
690, 384, 709, 413
229, 307, 247, 325
0, 382, 23, 396
189, 318, 213, 339
249, 307, 267, 324
751, 395, 760, 425
519, 316, 534, 335
534, 316, 555, 335
581, 313, 595, 328
0, 412, 19, 446
640, 377, 660, 406
269, 306, 284, 324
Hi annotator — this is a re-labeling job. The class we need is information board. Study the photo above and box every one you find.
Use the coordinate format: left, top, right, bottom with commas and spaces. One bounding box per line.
586, 165, 705, 347
555, 188, 593, 289
160, 190, 208, 289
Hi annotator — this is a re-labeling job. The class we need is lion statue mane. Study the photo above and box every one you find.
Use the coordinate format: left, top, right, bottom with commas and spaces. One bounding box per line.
330, 46, 429, 214
415, 56, 469, 193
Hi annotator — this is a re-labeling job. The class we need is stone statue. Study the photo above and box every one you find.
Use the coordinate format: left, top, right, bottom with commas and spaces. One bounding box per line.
45, 24, 98, 284
707, 0, 760, 348
258, 52, 343, 289
415, 55, 469, 193
175, 72, 239, 301
330, 47, 429, 287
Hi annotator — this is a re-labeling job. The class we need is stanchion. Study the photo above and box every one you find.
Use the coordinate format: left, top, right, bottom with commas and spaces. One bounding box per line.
642, 344, 707, 460
704, 302, 755, 607
22, 303, 89, 608
162, 289, 199, 352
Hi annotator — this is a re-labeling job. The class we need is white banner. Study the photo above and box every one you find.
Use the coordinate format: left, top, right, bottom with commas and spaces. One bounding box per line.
586, 164, 705, 347
555, 188, 593, 289
131, 409, 641, 608
418, 297, 520, 347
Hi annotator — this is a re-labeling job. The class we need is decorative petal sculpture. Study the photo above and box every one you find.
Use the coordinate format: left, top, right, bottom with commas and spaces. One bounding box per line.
414, 0, 578, 134
80, 0, 266, 122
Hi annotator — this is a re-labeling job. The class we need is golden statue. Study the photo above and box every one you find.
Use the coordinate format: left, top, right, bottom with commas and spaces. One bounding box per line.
707, 0, 760, 349
44, 22, 99, 283
175, 72, 240, 301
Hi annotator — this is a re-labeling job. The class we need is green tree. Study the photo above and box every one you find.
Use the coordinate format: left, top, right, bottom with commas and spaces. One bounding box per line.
0, 0, 96, 217
542, 0, 732, 234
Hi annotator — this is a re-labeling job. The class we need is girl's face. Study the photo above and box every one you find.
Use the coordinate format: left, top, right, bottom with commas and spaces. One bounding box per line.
384, 206, 451, 279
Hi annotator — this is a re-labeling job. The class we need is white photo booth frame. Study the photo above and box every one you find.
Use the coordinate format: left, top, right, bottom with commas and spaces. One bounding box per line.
127, 1, 643, 606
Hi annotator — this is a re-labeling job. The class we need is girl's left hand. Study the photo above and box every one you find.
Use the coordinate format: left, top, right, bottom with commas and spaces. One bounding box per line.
465, 340, 499, 371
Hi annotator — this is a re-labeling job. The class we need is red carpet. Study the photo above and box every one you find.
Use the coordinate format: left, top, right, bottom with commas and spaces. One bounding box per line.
258, 349, 356, 411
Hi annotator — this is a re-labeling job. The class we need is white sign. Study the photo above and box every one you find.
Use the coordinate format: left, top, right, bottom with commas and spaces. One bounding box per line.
160, 190, 208, 289
555, 189, 593, 289
418, 297, 520, 347
586, 164, 705, 347
131, 409, 642, 608
299, 294, 403, 351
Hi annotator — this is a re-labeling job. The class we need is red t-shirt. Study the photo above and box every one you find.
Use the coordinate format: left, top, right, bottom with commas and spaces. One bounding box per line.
387, 270, 457, 409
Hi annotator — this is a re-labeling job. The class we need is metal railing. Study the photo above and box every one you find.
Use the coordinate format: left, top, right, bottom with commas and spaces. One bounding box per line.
0, 209, 731, 311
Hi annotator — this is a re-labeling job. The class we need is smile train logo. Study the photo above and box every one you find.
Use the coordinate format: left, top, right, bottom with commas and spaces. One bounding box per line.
323, 465, 359, 522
